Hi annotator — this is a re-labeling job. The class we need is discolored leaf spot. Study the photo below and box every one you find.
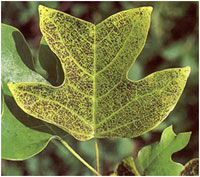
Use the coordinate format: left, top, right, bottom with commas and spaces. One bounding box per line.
180, 158, 199, 176
8, 6, 190, 141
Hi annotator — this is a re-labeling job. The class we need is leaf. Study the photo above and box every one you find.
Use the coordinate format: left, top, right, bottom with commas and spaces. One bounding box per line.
137, 126, 191, 176
2, 97, 54, 160
1, 24, 47, 84
180, 158, 199, 176
113, 156, 140, 176
8, 6, 190, 141
1, 23, 68, 160
2, 94, 69, 160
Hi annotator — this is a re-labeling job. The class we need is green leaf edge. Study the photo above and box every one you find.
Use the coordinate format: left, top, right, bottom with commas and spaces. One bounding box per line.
1, 23, 34, 71
138, 125, 192, 176
1, 102, 58, 161
1, 99, 57, 160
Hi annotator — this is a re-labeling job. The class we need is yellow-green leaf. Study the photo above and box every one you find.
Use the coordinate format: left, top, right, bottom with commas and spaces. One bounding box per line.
8, 6, 190, 141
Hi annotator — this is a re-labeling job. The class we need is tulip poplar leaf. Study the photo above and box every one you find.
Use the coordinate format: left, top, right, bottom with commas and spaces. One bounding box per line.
138, 126, 191, 176
8, 6, 190, 141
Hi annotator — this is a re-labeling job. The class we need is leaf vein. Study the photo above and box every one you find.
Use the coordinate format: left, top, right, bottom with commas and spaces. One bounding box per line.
45, 25, 93, 77
96, 23, 133, 75
64, 83, 92, 98
96, 79, 172, 127
97, 79, 123, 100
21, 90, 93, 126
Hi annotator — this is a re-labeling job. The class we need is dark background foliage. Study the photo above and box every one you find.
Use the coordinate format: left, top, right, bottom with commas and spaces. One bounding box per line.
1, 1, 199, 175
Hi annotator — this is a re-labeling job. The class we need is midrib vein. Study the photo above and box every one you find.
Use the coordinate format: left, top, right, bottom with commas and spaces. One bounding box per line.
92, 26, 97, 136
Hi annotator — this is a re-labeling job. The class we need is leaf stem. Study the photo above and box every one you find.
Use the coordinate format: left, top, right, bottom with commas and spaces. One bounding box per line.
133, 164, 141, 176
95, 138, 100, 173
58, 137, 101, 176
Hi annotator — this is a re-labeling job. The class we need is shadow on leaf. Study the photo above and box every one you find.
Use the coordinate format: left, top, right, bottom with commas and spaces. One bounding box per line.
38, 43, 64, 86
12, 31, 35, 71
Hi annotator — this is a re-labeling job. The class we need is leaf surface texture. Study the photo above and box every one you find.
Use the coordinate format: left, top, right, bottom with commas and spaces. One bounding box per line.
8, 6, 190, 140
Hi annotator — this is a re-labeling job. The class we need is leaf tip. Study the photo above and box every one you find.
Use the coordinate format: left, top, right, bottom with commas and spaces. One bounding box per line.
38, 5, 48, 16
179, 131, 192, 140
147, 6, 153, 14
186, 130, 192, 136
183, 66, 191, 76
166, 124, 173, 131
179, 66, 191, 83
139, 6, 153, 16
7, 82, 14, 88
38, 4, 45, 12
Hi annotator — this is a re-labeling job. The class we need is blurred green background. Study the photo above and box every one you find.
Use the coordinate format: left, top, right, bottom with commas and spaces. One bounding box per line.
1, 1, 199, 176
